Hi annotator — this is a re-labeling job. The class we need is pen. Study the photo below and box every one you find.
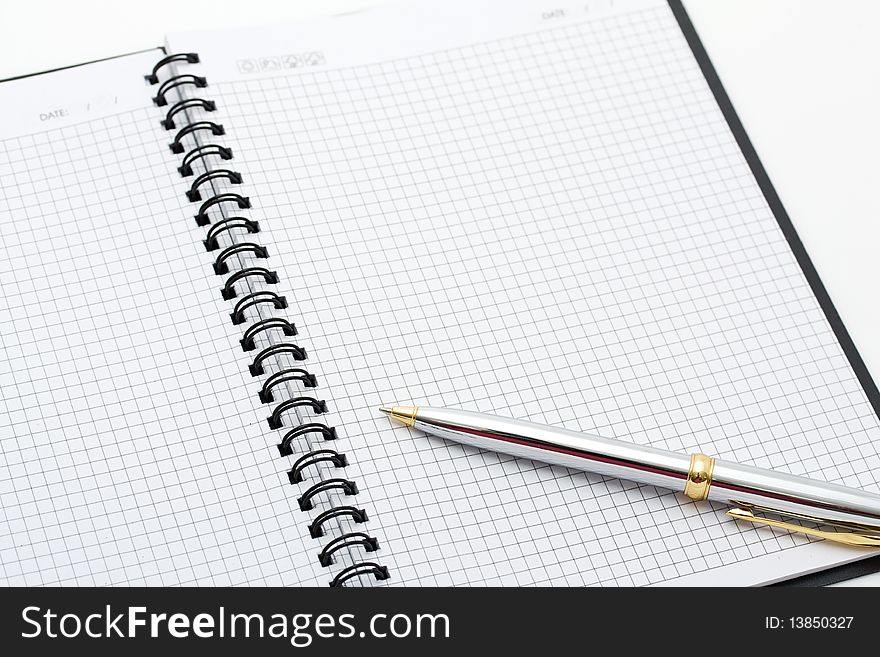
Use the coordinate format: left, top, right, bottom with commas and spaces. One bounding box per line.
379, 405, 880, 547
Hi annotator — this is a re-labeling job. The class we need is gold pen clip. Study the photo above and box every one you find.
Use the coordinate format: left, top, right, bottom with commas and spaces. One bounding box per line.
727, 507, 880, 548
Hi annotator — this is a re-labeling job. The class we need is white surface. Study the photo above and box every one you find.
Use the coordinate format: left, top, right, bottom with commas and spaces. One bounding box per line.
1, 0, 878, 585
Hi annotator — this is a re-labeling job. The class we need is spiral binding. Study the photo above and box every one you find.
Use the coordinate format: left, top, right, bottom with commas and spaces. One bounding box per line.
146, 53, 389, 587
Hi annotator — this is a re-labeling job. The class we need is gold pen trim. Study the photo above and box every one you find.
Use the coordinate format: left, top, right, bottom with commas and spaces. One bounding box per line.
380, 405, 418, 427
727, 507, 880, 548
683, 453, 715, 501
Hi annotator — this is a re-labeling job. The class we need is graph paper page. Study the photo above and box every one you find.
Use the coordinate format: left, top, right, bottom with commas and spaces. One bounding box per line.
0, 52, 338, 587
170, 0, 880, 586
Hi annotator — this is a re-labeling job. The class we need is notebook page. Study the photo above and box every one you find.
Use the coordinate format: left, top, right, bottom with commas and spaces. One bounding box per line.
0, 52, 335, 586
168, 0, 880, 585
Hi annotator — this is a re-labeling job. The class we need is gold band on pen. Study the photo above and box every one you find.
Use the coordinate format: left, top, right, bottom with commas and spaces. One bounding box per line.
684, 453, 715, 501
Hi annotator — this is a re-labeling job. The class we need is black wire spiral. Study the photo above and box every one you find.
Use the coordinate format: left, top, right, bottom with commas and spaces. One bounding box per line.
146, 53, 389, 588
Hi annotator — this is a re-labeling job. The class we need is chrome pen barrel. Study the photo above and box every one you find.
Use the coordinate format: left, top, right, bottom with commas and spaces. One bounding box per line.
410, 406, 693, 493
709, 459, 880, 530
393, 406, 880, 541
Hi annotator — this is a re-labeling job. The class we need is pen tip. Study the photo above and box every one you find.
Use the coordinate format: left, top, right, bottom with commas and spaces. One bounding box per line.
378, 405, 418, 427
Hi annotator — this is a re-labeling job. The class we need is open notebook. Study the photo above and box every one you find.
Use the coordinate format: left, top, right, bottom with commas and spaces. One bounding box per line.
2, 0, 879, 587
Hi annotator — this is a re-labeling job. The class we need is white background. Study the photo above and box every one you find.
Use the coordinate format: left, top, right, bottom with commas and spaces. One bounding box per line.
1, 0, 878, 585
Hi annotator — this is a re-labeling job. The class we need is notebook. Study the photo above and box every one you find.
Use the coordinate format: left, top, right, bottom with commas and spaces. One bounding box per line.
2, 0, 879, 587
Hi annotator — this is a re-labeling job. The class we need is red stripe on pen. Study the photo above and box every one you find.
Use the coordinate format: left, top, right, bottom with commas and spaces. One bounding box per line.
434, 421, 687, 482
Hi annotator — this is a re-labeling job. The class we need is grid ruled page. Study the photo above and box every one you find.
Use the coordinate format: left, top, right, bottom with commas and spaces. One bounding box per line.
0, 52, 333, 586
171, 0, 880, 586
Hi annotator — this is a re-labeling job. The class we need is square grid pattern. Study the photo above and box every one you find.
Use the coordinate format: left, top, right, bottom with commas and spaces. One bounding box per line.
205, 4, 880, 585
0, 100, 333, 586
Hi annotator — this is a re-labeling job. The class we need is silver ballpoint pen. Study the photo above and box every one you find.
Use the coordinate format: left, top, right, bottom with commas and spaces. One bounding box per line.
379, 405, 880, 547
